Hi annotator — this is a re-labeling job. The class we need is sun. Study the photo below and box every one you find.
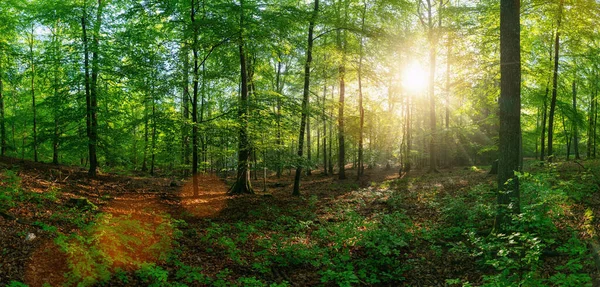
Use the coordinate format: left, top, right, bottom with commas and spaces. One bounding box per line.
402, 62, 428, 93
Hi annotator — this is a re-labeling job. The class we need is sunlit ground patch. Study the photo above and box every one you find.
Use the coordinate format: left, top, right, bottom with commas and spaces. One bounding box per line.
179, 174, 229, 218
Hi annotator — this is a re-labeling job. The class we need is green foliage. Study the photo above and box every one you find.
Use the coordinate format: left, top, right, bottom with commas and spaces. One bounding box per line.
444, 171, 593, 286
7, 281, 29, 287
136, 263, 169, 286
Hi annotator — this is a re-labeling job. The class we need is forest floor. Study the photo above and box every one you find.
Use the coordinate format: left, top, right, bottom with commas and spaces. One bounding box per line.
1, 156, 599, 286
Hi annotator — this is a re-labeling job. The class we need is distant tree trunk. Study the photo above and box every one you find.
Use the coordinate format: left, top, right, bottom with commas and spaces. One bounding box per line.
306, 104, 312, 176
405, 93, 412, 172
427, 0, 438, 173
181, 42, 190, 168
201, 62, 207, 172
52, 23, 61, 165
275, 59, 283, 178
150, 84, 157, 175
322, 78, 328, 175
293, 0, 318, 196
590, 73, 598, 159
191, 0, 201, 196
82, 7, 92, 170
329, 84, 334, 174
562, 111, 571, 160
29, 26, 38, 163
444, 37, 451, 167
0, 55, 5, 156
229, 0, 253, 194
540, 81, 549, 161
588, 80, 594, 158
142, 95, 149, 172
547, 0, 564, 162
357, 1, 366, 179
572, 80, 580, 160
495, 0, 521, 230
592, 83, 598, 158
84, 0, 103, 176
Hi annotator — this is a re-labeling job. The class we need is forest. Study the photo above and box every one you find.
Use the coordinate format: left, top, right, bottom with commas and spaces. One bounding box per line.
1, 0, 600, 286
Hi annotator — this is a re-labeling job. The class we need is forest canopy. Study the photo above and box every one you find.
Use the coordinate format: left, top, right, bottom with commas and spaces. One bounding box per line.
0, 0, 598, 185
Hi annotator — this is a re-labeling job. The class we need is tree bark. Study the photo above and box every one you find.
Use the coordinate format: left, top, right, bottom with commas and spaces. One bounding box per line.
0, 54, 5, 156
293, 0, 318, 196
495, 0, 521, 231
229, 0, 253, 194
182, 42, 190, 169
357, 1, 366, 179
191, 0, 200, 195
572, 80, 580, 160
547, 0, 564, 162
322, 76, 328, 175
29, 26, 38, 163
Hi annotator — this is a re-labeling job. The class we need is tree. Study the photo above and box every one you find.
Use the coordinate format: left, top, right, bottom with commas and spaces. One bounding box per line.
495, 0, 521, 230
546, 0, 564, 162
293, 0, 319, 196
229, 0, 253, 195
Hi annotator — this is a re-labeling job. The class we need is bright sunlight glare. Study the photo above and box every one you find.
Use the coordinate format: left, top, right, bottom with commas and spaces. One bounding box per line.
402, 62, 428, 93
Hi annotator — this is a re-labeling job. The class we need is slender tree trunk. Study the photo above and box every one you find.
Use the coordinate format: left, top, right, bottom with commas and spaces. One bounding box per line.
29, 27, 38, 163
496, 0, 521, 230
82, 7, 92, 171
201, 62, 207, 172
191, 0, 201, 196
306, 107, 312, 175
426, 0, 437, 172
588, 79, 594, 158
445, 36, 451, 167
329, 84, 334, 174
275, 58, 284, 178
357, 1, 366, 179
0, 55, 5, 156
322, 77, 328, 175
540, 82, 549, 161
51, 19, 62, 165
150, 84, 157, 175
572, 80, 580, 160
142, 96, 149, 171
83, 0, 103, 176
406, 93, 412, 172
229, 0, 253, 194
547, 0, 564, 162
293, 0, 318, 196
182, 42, 190, 168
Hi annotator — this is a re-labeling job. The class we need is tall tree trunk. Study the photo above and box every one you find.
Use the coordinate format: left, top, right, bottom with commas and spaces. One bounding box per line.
540, 82, 549, 160
306, 106, 312, 176
426, 0, 438, 172
322, 77, 328, 175
182, 42, 190, 169
30, 26, 38, 163
496, 0, 521, 230
357, 1, 366, 179
405, 93, 412, 172
82, 6, 92, 172
562, 111, 571, 159
201, 62, 207, 172
191, 0, 201, 196
52, 23, 61, 165
275, 59, 283, 178
0, 54, 5, 156
588, 79, 594, 158
86, 0, 103, 176
572, 80, 580, 160
293, 0, 318, 196
142, 94, 149, 172
229, 0, 253, 194
329, 84, 334, 174
150, 84, 157, 175
444, 36, 451, 167
547, 0, 564, 162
